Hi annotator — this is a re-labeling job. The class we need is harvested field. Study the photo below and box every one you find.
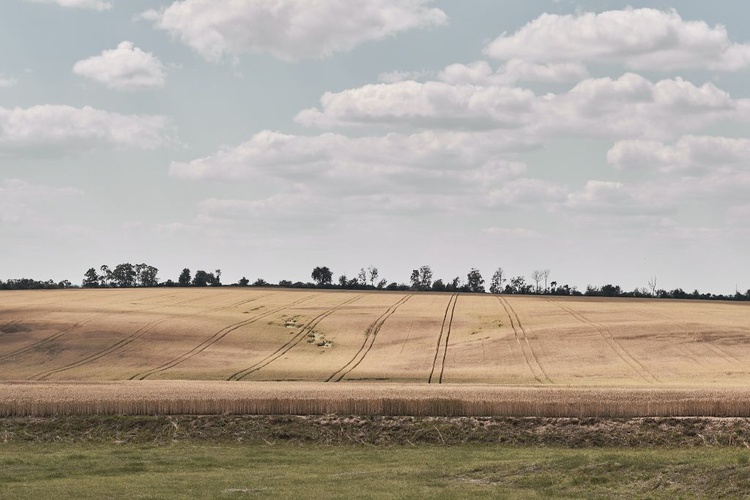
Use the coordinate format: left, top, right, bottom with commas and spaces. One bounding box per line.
1, 289, 750, 417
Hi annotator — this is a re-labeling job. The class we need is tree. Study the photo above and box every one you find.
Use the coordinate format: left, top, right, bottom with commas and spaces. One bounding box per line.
192, 270, 214, 287
238, 276, 250, 286
138, 265, 159, 287
432, 279, 446, 292
541, 269, 550, 292
99, 265, 112, 287
510, 276, 531, 294
213, 269, 222, 287
489, 268, 505, 294
466, 268, 485, 293
410, 265, 433, 290
338, 274, 348, 288
367, 265, 379, 287
376, 278, 388, 289
357, 268, 367, 286
647, 276, 658, 297
111, 263, 136, 287
178, 268, 191, 287
311, 266, 333, 286
83, 268, 99, 288
530, 270, 544, 293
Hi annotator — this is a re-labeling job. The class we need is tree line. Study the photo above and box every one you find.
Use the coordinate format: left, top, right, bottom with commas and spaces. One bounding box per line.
1, 262, 748, 302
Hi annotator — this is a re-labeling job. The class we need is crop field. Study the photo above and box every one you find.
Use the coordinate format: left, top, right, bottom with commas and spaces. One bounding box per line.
1, 288, 750, 416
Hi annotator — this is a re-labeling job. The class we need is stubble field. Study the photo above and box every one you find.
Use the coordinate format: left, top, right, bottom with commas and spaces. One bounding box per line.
2, 288, 749, 417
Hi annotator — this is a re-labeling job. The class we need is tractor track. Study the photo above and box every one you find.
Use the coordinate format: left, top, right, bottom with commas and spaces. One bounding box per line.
548, 299, 659, 384
0, 294, 226, 364
498, 296, 552, 384
326, 294, 412, 383
29, 294, 273, 380
130, 295, 315, 381
428, 293, 458, 384
230, 295, 364, 381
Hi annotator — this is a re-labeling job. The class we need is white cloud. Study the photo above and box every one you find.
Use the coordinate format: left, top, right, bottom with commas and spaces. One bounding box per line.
564, 180, 674, 216
608, 136, 750, 173
296, 73, 747, 140
439, 59, 588, 86
0, 77, 17, 88
295, 80, 537, 129
144, 0, 447, 62
484, 8, 750, 71
0, 179, 82, 224
73, 41, 166, 91
0, 105, 171, 153
25, 0, 112, 10
377, 70, 430, 83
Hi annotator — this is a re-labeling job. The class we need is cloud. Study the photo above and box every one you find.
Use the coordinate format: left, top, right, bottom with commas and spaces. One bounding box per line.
25, 0, 112, 10
143, 0, 447, 62
0, 179, 82, 224
0, 77, 17, 88
0, 105, 172, 154
73, 41, 166, 91
484, 8, 750, 71
296, 73, 747, 140
295, 80, 537, 129
438, 59, 588, 86
608, 136, 750, 173
564, 180, 674, 216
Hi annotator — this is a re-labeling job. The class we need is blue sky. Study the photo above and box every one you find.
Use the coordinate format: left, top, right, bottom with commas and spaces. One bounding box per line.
1, 0, 749, 293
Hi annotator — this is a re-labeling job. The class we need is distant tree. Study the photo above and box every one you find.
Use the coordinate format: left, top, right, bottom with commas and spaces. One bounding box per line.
178, 268, 191, 287
446, 276, 462, 292
58, 279, 72, 289
82, 268, 99, 288
111, 263, 136, 287
338, 274, 348, 288
489, 268, 505, 294
466, 268, 485, 293
138, 265, 159, 287
238, 276, 250, 286
311, 266, 333, 286
192, 270, 212, 287
541, 269, 550, 292
253, 278, 269, 287
99, 265, 112, 287
510, 276, 531, 294
410, 265, 433, 291
213, 269, 222, 287
530, 270, 544, 293
600, 284, 622, 297
367, 265, 379, 287
357, 268, 367, 286
647, 276, 658, 297
278, 279, 293, 288
431, 279, 446, 292
376, 278, 387, 289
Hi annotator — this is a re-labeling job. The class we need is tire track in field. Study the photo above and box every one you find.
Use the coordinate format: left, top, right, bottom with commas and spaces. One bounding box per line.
130, 294, 315, 380
230, 295, 364, 381
0, 294, 216, 363
428, 293, 458, 384
548, 299, 659, 384
497, 296, 552, 384
29, 294, 274, 380
326, 294, 412, 383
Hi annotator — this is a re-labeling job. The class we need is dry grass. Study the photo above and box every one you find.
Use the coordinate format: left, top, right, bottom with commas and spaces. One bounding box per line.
2, 289, 750, 416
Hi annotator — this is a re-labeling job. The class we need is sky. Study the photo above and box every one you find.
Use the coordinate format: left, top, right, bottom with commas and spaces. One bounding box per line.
1, 0, 749, 293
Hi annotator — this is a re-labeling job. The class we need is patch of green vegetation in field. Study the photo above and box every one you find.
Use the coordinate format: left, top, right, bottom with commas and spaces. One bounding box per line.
1, 443, 749, 499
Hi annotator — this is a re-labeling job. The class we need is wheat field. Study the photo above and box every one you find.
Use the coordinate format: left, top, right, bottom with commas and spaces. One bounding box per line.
1, 288, 749, 416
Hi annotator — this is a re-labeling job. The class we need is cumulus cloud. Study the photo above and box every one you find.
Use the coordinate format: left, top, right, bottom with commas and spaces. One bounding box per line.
73, 42, 166, 91
0, 105, 171, 154
438, 59, 588, 86
0, 179, 82, 224
564, 180, 674, 216
295, 81, 537, 129
485, 8, 750, 71
25, 0, 112, 10
608, 136, 750, 173
143, 0, 447, 62
296, 73, 747, 140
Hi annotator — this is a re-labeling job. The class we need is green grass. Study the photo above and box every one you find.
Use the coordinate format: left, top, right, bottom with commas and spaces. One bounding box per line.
1, 443, 750, 499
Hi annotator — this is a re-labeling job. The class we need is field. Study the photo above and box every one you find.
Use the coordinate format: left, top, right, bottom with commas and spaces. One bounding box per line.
1, 288, 750, 416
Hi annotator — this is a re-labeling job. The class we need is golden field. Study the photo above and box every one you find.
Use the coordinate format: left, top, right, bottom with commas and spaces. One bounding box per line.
1, 288, 749, 416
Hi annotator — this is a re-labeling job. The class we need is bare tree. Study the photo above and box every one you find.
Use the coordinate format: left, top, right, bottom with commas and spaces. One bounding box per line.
530, 270, 544, 293
541, 269, 550, 292
647, 276, 657, 297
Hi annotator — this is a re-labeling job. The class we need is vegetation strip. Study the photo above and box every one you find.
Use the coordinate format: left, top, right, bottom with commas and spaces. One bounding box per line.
326, 294, 412, 383
2, 415, 750, 448
3, 382, 750, 418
